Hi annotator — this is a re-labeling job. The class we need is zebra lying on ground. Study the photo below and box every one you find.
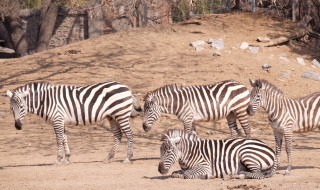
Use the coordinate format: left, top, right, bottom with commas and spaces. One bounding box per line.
247, 79, 320, 175
158, 129, 277, 179
143, 80, 251, 138
6, 81, 142, 164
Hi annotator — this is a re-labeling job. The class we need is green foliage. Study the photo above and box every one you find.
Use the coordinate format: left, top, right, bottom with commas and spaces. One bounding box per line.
19, 0, 41, 8
172, 0, 230, 22
172, 0, 191, 22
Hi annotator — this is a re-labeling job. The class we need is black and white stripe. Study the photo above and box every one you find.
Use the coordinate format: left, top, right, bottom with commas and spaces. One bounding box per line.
158, 129, 277, 179
143, 80, 251, 138
6, 81, 142, 164
247, 79, 320, 175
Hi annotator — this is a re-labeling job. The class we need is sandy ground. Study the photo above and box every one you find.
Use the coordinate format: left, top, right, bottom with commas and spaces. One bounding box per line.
1, 12, 320, 190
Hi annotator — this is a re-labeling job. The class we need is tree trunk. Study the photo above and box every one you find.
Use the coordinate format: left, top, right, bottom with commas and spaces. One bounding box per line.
36, 0, 58, 52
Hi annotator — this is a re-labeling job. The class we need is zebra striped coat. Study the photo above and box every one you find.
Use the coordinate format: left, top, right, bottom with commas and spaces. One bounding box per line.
247, 79, 320, 175
143, 80, 251, 138
6, 81, 142, 164
158, 129, 277, 179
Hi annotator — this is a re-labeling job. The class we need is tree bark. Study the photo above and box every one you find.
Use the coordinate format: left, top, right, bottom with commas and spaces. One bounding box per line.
36, 0, 58, 52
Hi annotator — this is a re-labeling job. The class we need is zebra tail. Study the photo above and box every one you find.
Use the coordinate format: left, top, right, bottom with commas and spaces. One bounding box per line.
131, 96, 143, 117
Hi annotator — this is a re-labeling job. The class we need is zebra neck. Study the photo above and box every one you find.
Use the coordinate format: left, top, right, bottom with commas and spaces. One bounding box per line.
178, 140, 200, 164
263, 92, 286, 117
25, 90, 46, 119
158, 89, 184, 115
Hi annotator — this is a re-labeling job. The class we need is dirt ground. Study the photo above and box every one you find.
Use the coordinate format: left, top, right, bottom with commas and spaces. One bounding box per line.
1, 12, 320, 190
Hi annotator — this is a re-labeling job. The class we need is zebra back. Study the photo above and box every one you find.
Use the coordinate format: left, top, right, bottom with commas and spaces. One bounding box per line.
161, 129, 200, 142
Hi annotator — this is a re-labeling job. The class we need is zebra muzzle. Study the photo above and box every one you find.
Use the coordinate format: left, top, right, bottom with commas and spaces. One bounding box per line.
142, 122, 151, 132
158, 162, 168, 174
15, 120, 22, 130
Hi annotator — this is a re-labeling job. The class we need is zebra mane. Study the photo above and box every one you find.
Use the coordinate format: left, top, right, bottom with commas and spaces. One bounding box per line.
160, 129, 200, 142
144, 84, 182, 101
14, 82, 77, 93
256, 79, 284, 95
15, 82, 54, 93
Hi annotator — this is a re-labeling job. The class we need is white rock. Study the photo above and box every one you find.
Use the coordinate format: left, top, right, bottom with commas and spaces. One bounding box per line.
312, 59, 320, 67
296, 57, 305, 65
210, 39, 224, 50
248, 46, 259, 53
240, 42, 249, 49
190, 40, 206, 48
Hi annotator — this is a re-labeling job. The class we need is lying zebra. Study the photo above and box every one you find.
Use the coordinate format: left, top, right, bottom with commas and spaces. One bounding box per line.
6, 81, 142, 164
158, 129, 277, 179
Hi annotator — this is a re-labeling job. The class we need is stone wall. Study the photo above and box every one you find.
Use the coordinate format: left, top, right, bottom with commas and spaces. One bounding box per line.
19, 9, 88, 54
49, 10, 88, 49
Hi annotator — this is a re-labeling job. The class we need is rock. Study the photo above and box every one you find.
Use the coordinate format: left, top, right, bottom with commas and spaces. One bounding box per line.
240, 42, 249, 49
210, 38, 224, 50
262, 64, 271, 72
280, 71, 290, 79
257, 36, 271, 43
279, 53, 289, 63
302, 72, 320, 81
190, 40, 206, 51
296, 57, 305, 65
195, 46, 204, 52
312, 59, 320, 67
190, 40, 206, 47
248, 46, 259, 53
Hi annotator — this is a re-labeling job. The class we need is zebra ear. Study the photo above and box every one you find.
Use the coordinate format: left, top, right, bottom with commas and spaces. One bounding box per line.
6, 90, 13, 98
256, 80, 263, 89
249, 79, 255, 87
160, 134, 169, 141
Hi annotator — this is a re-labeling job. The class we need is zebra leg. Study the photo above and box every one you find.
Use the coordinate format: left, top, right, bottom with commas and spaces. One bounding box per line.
171, 170, 184, 178
176, 166, 210, 179
235, 112, 251, 138
226, 113, 240, 138
105, 119, 122, 163
239, 170, 265, 179
117, 118, 133, 164
53, 121, 65, 165
284, 129, 293, 176
180, 111, 195, 134
274, 130, 283, 169
63, 133, 71, 164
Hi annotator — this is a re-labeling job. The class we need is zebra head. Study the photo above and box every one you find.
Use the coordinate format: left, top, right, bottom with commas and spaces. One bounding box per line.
142, 95, 161, 132
6, 90, 29, 130
158, 135, 181, 175
247, 79, 264, 116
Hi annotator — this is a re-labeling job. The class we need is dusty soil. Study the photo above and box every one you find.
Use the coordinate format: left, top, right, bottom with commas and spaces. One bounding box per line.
1, 12, 320, 190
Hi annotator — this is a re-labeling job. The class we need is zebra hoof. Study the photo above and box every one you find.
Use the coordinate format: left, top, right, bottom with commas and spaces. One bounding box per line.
238, 174, 245, 180
122, 158, 132, 164
284, 171, 291, 176
54, 160, 64, 166
102, 158, 112, 164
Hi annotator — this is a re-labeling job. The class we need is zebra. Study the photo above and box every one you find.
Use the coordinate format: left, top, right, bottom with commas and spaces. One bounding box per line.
247, 79, 320, 175
6, 81, 142, 164
158, 129, 277, 179
142, 80, 251, 138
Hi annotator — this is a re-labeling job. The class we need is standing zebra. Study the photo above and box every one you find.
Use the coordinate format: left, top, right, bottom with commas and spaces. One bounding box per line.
143, 80, 251, 138
6, 81, 142, 164
247, 79, 320, 175
158, 129, 277, 179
